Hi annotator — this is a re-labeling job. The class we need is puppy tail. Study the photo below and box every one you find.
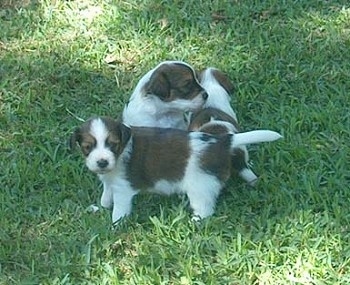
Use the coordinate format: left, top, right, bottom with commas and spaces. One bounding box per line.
231, 130, 282, 147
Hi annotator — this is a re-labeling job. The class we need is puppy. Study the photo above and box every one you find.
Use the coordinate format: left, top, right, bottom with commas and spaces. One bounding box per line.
189, 67, 258, 186
70, 117, 282, 224
122, 61, 208, 129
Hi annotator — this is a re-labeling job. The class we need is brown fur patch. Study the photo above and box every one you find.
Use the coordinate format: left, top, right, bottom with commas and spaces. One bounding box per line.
144, 62, 206, 102
189, 108, 248, 174
197, 68, 235, 95
102, 117, 131, 156
199, 123, 231, 135
126, 128, 190, 190
189, 107, 241, 132
231, 148, 248, 174
200, 135, 232, 182
79, 134, 96, 156
209, 69, 235, 94
69, 120, 94, 153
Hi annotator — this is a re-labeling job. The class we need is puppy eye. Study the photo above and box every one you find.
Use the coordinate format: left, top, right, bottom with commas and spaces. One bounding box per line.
106, 139, 119, 149
81, 143, 93, 155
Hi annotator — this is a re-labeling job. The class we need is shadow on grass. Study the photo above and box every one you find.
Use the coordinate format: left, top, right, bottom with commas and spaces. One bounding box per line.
1, 0, 348, 234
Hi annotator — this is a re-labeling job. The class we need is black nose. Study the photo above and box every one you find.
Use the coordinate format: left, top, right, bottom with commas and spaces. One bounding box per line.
202, 91, 208, 100
97, 159, 109, 169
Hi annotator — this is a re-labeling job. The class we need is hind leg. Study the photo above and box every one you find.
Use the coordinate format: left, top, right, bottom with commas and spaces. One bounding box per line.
184, 174, 222, 220
239, 168, 258, 187
232, 146, 258, 186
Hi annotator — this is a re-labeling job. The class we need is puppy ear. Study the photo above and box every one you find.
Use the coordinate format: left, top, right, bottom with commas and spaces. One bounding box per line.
196, 69, 204, 83
68, 128, 81, 151
145, 66, 170, 100
212, 69, 235, 94
188, 110, 210, 131
119, 123, 131, 147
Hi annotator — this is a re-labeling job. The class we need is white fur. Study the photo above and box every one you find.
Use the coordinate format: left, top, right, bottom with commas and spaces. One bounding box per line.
152, 180, 181, 195
123, 61, 205, 129
111, 179, 138, 223
98, 139, 138, 222
232, 130, 283, 147
99, 179, 113, 209
86, 118, 116, 174
239, 168, 259, 187
200, 67, 238, 121
182, 134, 222, 218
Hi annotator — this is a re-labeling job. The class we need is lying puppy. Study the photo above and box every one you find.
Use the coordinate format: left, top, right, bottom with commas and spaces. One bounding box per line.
70, 116, 282, 224
189, 67, 258, 186
122, 61, 208, 129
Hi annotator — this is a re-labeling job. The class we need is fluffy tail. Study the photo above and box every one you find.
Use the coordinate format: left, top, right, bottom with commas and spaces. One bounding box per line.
231, 130, 282, 147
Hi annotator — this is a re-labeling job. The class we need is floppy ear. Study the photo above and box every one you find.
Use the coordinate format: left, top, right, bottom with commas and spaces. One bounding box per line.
145, 66, 170, 100
68, 128, 81, 151
212, 69, 235, 94
196, 69, 204, 83
119, 123, 131, 148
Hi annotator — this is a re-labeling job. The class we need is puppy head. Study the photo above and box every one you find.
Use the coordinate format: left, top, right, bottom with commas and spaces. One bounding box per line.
144, 61, 208, 110
196, 68, 238, 121
198, 68, 235, 95
70, 117, 131, 174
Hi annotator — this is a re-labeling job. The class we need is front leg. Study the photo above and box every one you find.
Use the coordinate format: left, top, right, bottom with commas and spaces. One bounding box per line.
101, 182, 113, 209
111, 181, 138, 224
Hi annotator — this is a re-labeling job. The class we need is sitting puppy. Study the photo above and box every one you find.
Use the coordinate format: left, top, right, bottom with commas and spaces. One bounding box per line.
189, 67, 258, 186
70, 117, 282, 224
122, 61, 208, 130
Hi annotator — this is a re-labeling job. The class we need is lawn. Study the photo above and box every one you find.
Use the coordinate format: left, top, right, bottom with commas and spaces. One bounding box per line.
1, 0, 350, 284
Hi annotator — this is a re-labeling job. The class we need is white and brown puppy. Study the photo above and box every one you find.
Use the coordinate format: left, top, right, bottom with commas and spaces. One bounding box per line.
122, 61, 208, 129
70, 117, 282, 224
189, 67, 258, 186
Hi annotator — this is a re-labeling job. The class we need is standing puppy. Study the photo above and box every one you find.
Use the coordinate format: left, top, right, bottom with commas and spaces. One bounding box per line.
70, 117, 282, 224
122, 61, 208, 129
189, 68, 259, 186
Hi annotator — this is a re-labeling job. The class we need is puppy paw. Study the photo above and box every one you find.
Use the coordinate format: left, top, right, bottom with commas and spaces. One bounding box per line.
100, 196, 113, 209
191, 215, 202, 222
111, 218, 122, 228
247, 177, 259, 187
86, 204, 100, 213
112, 210, 130, 225
239, 168, 258, 186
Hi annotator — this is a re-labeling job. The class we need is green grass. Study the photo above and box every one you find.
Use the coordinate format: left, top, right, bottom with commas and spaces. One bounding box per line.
1, 0, 350, 284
